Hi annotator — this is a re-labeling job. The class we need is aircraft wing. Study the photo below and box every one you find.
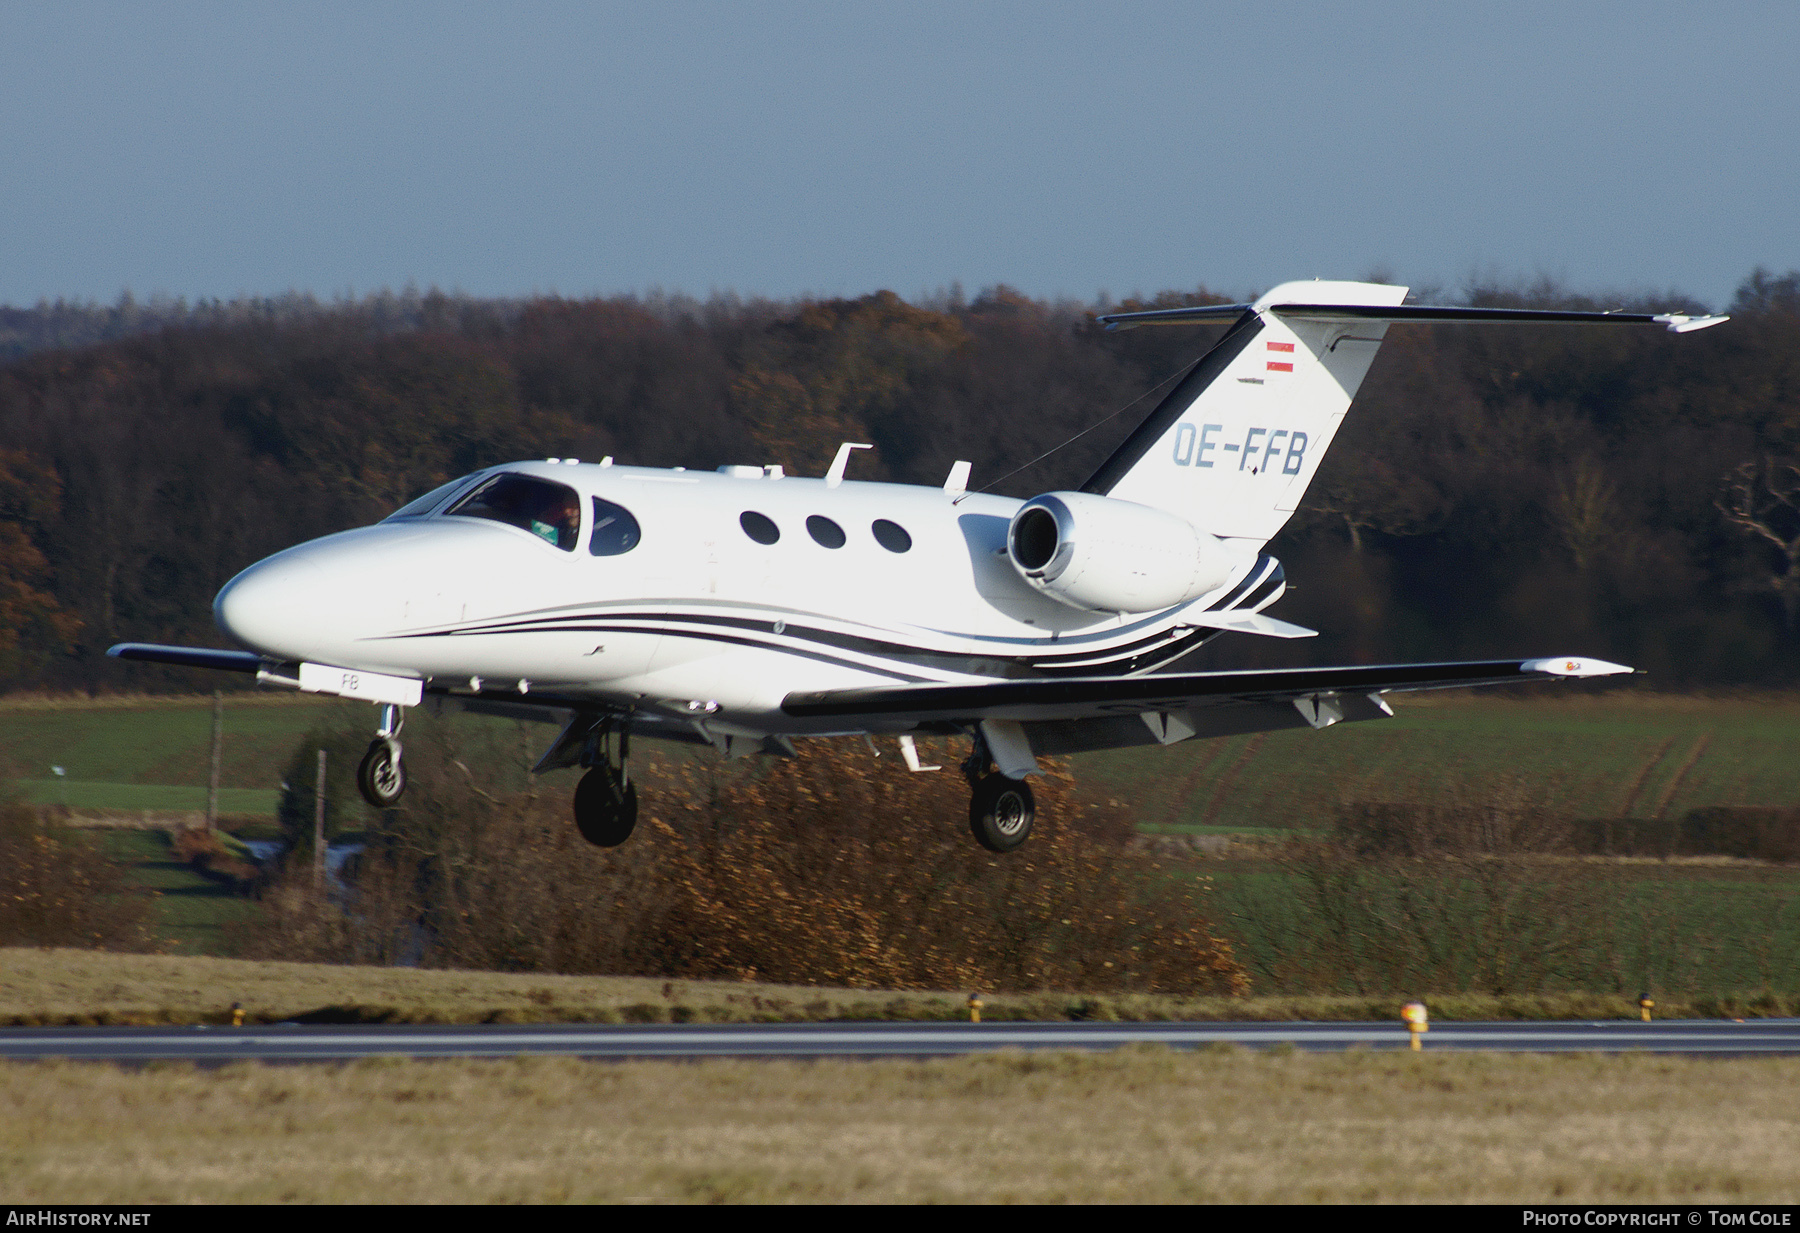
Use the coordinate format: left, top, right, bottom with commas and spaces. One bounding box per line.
782, 656, 1631, 729
108, 642, 265, 673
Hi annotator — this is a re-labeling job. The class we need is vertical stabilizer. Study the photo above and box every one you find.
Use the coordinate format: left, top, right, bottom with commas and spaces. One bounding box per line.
1083, 280, 1408, 549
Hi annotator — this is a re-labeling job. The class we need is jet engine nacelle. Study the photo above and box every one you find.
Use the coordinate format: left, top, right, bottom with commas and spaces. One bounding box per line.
1006, 491, 1235, 613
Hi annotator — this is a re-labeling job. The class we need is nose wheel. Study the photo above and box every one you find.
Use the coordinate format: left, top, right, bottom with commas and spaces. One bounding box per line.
355, 704, 407, 808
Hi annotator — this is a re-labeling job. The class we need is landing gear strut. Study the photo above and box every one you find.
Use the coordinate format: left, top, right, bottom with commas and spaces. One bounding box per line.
963, 734, 1034, 853
573, 718, 637, 847
356, 704, 407, 808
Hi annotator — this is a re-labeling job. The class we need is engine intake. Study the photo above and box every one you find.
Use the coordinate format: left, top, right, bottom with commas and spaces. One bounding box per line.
1006, 492, 1235, 614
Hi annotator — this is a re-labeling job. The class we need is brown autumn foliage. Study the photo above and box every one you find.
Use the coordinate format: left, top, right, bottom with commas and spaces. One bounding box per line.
167, 825, 261, 887
0, 801, 156, 950
237, 736, 1247, 996
10, 270, 1800, 695
0, 448, 81, 677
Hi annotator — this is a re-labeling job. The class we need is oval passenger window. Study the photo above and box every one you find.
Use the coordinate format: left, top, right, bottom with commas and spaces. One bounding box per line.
806, 515, 846, 548
740, 511, 780, 545
589, 497, 641, 556
871, 519, 912, 553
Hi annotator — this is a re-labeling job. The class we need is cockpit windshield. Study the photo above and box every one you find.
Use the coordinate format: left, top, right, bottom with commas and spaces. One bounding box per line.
386, 474, 483, 521
444, 473, 583, 551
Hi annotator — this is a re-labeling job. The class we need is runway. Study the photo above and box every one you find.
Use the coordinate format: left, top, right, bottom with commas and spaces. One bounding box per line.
6, 1018, 1800, 1062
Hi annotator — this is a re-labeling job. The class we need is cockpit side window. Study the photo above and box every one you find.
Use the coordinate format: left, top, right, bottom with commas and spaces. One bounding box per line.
589, 497, 641, 556
386, 475, 481, 521
445, 474, 582, 551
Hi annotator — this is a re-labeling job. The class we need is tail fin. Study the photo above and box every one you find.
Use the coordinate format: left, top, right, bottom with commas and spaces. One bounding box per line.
1083, 280, 1727, 550
1082, 280, 1407, 549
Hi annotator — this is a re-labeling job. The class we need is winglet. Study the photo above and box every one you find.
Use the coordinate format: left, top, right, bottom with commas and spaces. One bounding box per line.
1188, 611, 1318, 639
1519, 657, 1634, 677
1653, 313, 1730, 333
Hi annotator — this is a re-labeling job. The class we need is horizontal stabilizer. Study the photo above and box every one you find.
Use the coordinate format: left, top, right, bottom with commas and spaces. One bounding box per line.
783, 656, 1634, 725
1083, 279, 1726, 553
1098, 302, 1729, 333
1096, 302, 1252, 329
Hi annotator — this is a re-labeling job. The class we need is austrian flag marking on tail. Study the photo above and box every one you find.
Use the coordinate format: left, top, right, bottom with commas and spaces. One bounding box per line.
1266, 341, 1295, 373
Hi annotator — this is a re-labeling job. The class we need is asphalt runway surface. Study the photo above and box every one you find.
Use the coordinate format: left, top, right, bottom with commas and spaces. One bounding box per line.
6, 1019, 1800, 1062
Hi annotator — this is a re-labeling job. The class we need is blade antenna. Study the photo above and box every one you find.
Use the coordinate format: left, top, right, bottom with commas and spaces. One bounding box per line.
957, 356, 1197, 501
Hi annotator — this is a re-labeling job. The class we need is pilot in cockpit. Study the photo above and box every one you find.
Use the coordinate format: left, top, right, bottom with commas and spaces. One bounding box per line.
530, 491, 582, 551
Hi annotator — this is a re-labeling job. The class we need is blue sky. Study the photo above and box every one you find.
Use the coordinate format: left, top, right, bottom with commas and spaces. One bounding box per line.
2, 1, 1793, 311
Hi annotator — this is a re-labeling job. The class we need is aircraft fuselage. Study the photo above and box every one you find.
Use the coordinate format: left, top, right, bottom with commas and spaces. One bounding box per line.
213, 459, 1273, 739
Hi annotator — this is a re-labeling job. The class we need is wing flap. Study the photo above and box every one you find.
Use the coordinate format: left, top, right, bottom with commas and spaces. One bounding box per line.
782, 656, 1632, 725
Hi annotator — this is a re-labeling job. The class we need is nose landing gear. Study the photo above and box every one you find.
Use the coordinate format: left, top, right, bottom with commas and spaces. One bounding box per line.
573, 719, 637, 847
356, 704, 407, 808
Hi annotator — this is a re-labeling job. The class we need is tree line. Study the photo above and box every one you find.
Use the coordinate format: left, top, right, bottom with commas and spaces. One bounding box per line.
2, 270, 1798, 693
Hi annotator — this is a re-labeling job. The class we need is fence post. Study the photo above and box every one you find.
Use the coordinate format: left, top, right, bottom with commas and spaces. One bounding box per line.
314, 748, 327, 890
206, 690, 223, 833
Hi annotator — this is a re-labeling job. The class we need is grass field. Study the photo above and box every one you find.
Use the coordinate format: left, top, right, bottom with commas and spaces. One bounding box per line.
1079, 690, 1800, 831
6, 688, 1800, 981
82, 831, 263, 956
2, 949, 1789, 1027
5, 1049, 1800, 1202
0, 691, 341, 794
17, 780, 281, 812
1211, 858, 1800, 998
7, 688, 1800, 831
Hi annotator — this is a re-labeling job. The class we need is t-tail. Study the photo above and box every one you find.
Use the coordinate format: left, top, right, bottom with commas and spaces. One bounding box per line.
1082, 280, 1727, 553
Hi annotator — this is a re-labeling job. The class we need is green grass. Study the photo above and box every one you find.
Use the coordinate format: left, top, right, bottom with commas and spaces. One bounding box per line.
1074, 692, 1800, 831
9, 688, 1800, 972
83, 828, 261, 955
0, 692, 340, 789
17, 779, 280, 812
9, 689, 1800, 837
1208, 858, 1800, 998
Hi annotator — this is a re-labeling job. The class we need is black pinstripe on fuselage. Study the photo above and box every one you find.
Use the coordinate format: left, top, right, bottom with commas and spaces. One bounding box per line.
373, 555, 1283, 685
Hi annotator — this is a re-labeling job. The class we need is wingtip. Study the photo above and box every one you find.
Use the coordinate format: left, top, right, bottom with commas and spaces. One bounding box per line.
1655, 312, 1730, 333
1520, 656, 1634, 678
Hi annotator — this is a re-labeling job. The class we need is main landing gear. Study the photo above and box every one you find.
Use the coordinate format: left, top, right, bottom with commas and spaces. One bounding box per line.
356, 704, 407, 808
963, 735, 1034, 853
572, 719, 637, 848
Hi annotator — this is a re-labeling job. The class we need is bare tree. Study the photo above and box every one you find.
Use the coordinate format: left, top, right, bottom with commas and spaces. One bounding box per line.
1718, 459, 1800, 627
1552, 455, 1619, 570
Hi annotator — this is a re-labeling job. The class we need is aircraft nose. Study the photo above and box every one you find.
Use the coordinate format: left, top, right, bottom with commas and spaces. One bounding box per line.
214, 553, 331, 659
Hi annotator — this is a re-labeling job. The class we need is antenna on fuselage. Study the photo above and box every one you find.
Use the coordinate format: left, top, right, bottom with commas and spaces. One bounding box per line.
942, 461, 971, 497
825, 442, 873, 488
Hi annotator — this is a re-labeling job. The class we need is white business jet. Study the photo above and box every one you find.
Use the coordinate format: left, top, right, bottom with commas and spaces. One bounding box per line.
110, 281, 1726, 853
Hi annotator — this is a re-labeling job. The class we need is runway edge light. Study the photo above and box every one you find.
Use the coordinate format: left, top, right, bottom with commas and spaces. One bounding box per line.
1402, 1001, 1429, 1051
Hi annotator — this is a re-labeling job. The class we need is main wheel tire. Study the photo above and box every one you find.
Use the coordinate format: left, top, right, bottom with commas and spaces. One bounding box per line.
573, 769, 639, 847
968, 773, 1035, 853
356, 739, 406, 808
